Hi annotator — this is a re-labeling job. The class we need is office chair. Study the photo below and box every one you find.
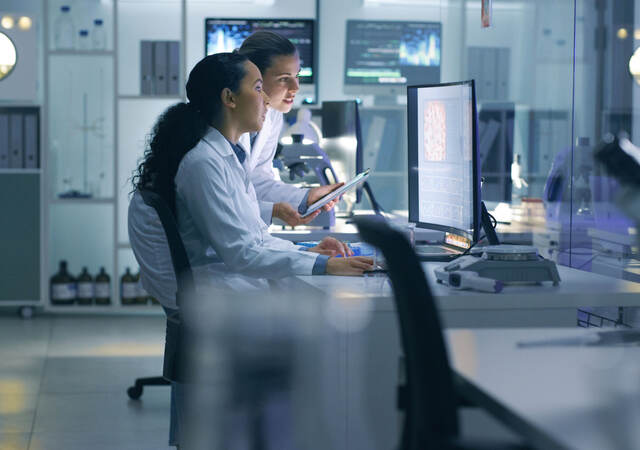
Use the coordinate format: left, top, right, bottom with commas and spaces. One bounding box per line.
127, 189, 195, 399
353, 216, 528, 450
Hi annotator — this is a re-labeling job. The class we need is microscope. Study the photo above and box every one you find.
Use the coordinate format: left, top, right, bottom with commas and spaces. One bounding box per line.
593, 133, 640, 249
279, 133, 338, 228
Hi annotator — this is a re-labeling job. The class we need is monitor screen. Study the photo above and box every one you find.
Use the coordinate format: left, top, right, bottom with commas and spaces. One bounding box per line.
407, 81, 481, 243
345, 20, 441, 88
204, 18, 315, 84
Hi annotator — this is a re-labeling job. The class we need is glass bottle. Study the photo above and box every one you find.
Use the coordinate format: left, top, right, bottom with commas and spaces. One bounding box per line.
54, 5, 75, 50
121, 267, 137, 306
76, 267, 94, 305
92, 19, 106, 50
134, 270, 148, 305
50, 260, 76, 305
95, 266, 111, 305
77, 29, 90, 50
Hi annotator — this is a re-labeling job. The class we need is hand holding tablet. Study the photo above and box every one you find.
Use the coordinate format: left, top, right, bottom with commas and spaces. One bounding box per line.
301, 169, 371, 218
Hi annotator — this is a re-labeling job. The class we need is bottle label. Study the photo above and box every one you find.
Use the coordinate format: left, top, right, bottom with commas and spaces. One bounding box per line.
122, 282, 138, 299
137, 282, 148, 297
95, 282, 110, 298
77, 282, 93, 298
52, 283, 76, 300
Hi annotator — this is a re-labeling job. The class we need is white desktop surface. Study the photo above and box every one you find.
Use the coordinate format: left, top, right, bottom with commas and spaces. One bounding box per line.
447, 328, 640, 450
269, 215, 443, 243
299, 263, 640, 311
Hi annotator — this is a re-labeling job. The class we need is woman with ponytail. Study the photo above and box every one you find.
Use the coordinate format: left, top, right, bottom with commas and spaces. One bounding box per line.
129, 52, 374, 448
130, 52, 373, 301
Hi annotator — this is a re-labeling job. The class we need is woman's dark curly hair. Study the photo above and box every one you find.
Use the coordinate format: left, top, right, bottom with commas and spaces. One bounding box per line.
238, 30, 297, 74
132, 52, 248, 211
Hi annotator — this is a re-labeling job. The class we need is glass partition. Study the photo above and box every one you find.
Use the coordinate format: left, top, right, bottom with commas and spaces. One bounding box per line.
320, 0, 638, 283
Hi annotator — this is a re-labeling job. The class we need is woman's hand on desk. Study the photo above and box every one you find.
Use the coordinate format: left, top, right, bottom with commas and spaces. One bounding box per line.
308, 237, 354, 257
326, 256, 375, 276
308, 182, 345, 212
273, 202, 320, 226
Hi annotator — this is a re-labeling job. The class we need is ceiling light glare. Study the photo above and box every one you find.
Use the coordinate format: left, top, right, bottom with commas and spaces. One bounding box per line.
17, 16, 32, 31
1, 16, 14, 30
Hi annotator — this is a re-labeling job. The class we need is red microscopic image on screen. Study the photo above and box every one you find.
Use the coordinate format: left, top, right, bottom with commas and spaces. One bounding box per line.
423, 101, 446, 161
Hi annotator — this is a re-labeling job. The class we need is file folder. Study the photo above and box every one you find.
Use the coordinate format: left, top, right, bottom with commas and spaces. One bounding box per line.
168, 41, 180, 96
24, 113, 38, 169
153, 41, 168, 95
0, 113, 8, 168
9, 113, 23, 168
140, 41, 154, 95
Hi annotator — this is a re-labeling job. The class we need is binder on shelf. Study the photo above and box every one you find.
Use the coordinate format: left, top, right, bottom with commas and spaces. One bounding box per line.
168, 41, 180, 96
140, 41, 154, 95
153, 41, 168, 95
0, 113, 8, 168
9, 113, 23, 169
24, 113, 38, 169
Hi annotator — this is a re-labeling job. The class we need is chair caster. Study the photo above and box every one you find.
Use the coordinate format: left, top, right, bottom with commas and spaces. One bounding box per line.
127, 385, 143, 399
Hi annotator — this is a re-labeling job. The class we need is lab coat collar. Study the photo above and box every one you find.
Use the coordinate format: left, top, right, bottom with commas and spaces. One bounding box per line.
202, 126, 235, 158
238, 107, 278, 155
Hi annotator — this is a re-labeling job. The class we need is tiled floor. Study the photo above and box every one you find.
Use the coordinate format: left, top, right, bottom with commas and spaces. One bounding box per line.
0, 314, 172, 450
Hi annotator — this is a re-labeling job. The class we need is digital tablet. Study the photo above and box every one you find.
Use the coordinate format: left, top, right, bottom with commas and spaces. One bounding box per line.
301, 169, 371, 218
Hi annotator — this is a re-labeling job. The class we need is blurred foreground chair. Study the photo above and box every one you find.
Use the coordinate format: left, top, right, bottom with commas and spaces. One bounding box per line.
354, 216, 529, 450
127, 189, 194, 399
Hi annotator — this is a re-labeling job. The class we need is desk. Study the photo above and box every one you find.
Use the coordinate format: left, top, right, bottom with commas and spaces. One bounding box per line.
270, 216, 442, 243
290, 265, 640, 449
448, 328, 640, 450
298, 263, 640, 328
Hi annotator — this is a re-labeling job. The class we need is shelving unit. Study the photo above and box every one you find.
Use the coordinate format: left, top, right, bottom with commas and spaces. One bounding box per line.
42, 0, 186, 313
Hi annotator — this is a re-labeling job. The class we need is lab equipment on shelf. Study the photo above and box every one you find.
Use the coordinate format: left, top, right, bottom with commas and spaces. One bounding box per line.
54, 5, 75, 50
94, 267, 111, 305
92, 19, 105, 50
76, 267, 93, 305
50, 260, 76, 305
77, 29, 90, 50
120, 267, 138, 306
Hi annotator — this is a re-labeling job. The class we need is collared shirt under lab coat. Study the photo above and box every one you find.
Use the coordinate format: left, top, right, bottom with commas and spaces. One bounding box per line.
128, 127, 321, 309
239, 108, 308, 223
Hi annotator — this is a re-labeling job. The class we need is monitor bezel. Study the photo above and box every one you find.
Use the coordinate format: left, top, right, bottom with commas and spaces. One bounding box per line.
343, 19, 442, 89
204, 17, 316, 85
407, 80, 481, 243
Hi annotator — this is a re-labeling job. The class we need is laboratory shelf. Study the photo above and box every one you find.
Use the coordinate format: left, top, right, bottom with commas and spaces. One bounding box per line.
45, 305, 164, 315
50, 198, 115, 204
0, 169, 41, 174
118, 95, 183, 100
49, 50, 114, 56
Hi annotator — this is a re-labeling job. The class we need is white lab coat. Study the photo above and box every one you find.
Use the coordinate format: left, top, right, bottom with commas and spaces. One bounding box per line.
239, 108, 308, 223
128, 126, 320, 308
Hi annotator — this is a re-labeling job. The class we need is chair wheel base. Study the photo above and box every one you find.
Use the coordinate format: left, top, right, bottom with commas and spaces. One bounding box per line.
127, 385, 143, 399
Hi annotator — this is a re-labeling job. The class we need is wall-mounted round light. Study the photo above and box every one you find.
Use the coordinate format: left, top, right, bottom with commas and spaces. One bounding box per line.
617, 28, 629, 40
635, 29, 640, 40
1, 15, 14, 30
629, 47, 640, 85
17, 16, 32, 31
0, 32, 17, 81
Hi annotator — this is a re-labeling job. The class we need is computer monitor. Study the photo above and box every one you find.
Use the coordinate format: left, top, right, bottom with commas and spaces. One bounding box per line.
204, 18, 315, 101
321, 101, 365, 204
407, 80, 481, 245
344, 20, 441, 98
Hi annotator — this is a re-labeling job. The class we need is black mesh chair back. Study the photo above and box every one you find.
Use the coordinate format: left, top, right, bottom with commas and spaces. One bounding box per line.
127, 189, 194, 399
354, 216, 459, 450
138, 189, 195, 305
